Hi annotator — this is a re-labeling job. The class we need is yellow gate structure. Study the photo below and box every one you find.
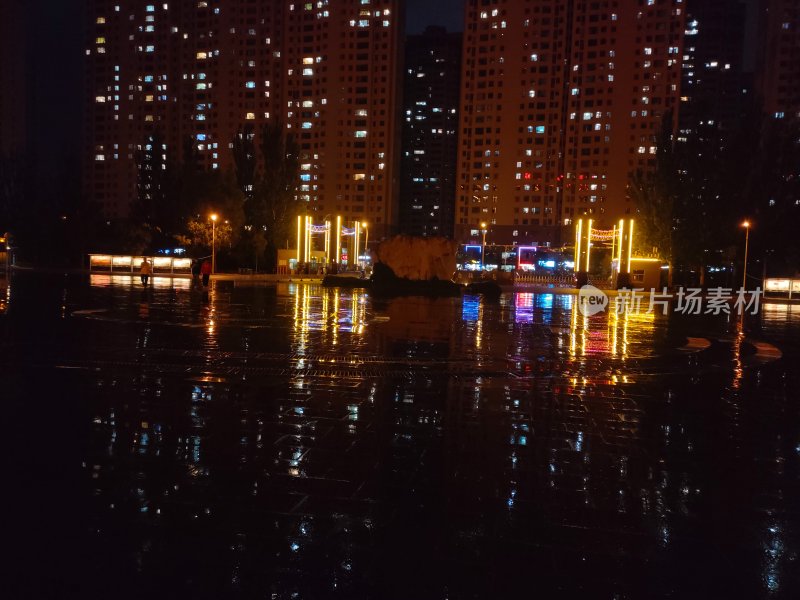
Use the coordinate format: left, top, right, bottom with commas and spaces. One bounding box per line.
574, 218, 635, 288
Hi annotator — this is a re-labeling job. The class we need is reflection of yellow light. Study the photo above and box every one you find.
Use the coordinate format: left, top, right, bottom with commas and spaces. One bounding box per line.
569, 302, 578, 355
333, 290, 340, 346
610, 308, 619, 356
581, 311, 588, 356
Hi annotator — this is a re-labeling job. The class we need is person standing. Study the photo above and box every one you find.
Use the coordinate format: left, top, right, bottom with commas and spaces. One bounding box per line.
139, 258, 152, 286
191, 259, 201, 285
200, 258, 212, 287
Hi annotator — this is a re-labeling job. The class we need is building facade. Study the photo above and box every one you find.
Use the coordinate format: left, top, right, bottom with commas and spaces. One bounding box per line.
455, 0, 685, 246
757, 0, 800, 120
85, 0, 402, 237
680, 0, 748, 134
399, 26, 461, 238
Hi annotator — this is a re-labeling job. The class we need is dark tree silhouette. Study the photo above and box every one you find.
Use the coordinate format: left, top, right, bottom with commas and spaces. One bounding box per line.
232, 121, 300, 271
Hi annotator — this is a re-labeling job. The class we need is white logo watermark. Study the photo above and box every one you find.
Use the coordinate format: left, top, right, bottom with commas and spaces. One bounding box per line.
578, 284, 609, 316
576, 286, 763, 317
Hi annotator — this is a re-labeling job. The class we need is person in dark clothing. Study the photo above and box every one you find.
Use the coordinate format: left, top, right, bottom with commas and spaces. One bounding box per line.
191, 259, 201, 284
200, 259, 212, 287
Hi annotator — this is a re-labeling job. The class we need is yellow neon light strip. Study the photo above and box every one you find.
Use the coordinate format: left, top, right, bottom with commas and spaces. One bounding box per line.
617, 219, 624, 264
353, 221, 359, 265
324, 220, 331, 263
305, 216, 311, 263
627, 219, 634, 273
296, 216, 302, 262
611, 224, 617, 264
336, 215, 341, 264
585, 219, 593, 271
575, 219, 582, 272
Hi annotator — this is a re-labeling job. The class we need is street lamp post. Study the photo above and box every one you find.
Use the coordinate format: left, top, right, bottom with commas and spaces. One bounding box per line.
741, 220, 750, 290
480, 222, 488, 270
210, 213, 218, 274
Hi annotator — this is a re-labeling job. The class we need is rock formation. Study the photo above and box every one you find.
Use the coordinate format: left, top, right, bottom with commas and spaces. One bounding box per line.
374, 235, 456, 281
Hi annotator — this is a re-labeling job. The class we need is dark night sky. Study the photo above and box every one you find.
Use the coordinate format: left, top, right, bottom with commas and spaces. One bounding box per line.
406, 0, 464, 34
23, 0, 86, 203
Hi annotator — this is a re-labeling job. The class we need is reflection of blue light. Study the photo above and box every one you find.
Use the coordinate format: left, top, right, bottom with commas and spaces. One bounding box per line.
462, 295, 480, 321
564, 260, 575, 269
536, 293, 554, 311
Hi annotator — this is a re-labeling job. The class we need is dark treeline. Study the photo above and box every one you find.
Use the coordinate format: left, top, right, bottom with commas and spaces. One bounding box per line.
631, 107, 800, 285
0, 123, 299, 272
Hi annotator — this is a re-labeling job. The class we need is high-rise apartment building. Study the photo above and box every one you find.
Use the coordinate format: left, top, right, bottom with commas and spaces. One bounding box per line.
85, 0, 401, 236
757, 0, 800, 120
680, 0, 748, 133
399, 26, 461, 237
456, 0, 684, 246
282, 0, 402, 238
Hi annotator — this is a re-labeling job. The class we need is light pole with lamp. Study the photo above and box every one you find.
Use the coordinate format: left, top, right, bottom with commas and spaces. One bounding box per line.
210, 213, 218, 274
480, 222, 488, 270
741, 220, 750, 290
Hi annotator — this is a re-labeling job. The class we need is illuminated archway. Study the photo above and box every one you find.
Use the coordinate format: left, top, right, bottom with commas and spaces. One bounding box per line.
574, 218, 635, 282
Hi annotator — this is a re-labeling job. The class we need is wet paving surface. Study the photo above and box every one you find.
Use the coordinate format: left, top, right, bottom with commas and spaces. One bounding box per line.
5, 272, 800, 598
